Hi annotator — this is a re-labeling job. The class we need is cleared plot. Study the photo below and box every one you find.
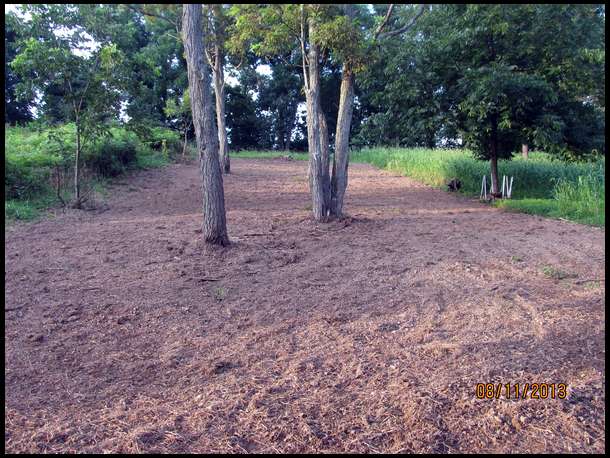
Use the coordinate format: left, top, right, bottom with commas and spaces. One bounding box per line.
4, 158, 605, 453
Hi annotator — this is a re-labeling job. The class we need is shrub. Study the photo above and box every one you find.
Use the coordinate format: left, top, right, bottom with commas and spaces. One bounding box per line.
146, 126, 182, 158
84, 130, 139, 177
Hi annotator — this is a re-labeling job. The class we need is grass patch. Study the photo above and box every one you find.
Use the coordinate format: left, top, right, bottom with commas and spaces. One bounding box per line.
496, 198, 559, 217
232, 150, 308, 160
5, 123, 174, 224
541, 264, 574, 280
4, 190, 68, 222
352, 147, 605, 226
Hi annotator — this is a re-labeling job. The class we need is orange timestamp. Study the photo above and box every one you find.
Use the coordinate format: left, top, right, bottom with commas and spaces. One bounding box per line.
475, 383, 568, 400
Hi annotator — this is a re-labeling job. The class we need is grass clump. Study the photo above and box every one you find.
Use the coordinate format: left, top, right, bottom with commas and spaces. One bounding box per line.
541, 264, 574, 280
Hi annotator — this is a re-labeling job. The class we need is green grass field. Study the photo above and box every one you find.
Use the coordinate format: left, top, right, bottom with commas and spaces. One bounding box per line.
351, 148, 604, 226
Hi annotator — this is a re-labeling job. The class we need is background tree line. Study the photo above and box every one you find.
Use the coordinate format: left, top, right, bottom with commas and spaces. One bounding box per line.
9, 4, 602, 155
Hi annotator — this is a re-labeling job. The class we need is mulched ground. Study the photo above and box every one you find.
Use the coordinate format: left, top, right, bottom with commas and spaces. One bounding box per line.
4, 158, 605, 453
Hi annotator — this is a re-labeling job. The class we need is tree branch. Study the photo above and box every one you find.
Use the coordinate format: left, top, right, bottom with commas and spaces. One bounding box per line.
377, 4, 426, 40
126, 4, 177, 27
300, 5, 310, 92
373, 4, 394, 41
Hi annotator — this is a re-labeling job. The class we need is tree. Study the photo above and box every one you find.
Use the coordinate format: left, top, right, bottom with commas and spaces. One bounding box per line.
204, 5, 232, 173
230, 4, 429, 219
182, 4, 229, 246
5, 12, 34, 125
12, 5, 123, 208
457, 65, 556, 192
256, 55, 303, 151
119, 5, 188, 136
225, 83, 267, 150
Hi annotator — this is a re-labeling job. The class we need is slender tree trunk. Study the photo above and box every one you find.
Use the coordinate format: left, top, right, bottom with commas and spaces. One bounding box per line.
489, 116, 500, 195
182, 4, 229, 246
522, 143, 529, 160
73, 118, 81, 209
304, 20, 331, 222
213, 48, 230, 173
490, 155, 500, 195
319, 110, 330, 194
330, 64, 354, 218
182, 124, 189, 158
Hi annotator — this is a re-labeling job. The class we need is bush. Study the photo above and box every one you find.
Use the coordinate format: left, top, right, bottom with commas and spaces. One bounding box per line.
144, 126, 182, 158
5, 125, 64, 199
84, 129, 139, 177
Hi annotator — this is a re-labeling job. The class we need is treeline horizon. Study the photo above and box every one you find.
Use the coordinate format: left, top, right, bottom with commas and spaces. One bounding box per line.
6, 4, 605, 155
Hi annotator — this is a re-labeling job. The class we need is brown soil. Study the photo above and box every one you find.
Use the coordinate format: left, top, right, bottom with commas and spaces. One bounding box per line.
4, 158, 605, 453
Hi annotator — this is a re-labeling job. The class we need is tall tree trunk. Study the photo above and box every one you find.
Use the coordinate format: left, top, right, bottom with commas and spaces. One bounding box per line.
330, 64, 354, 218
182, 4, 229, 246
213, 48, 230, 174
304, 20, 331, 222
73, 118, 81, 209
522, 143, 529, 160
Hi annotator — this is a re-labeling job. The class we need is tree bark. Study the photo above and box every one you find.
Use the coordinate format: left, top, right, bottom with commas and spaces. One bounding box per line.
210, 5, 230, 174
522, 143, 529, 160
73, 119, 82, 209
304, 19, 331, 222
489, 115, 500, 195
182, 123, 189, 158
490, 155, 500, 195
182, 4, 229, 245
330, 64, 354, 218
213, 50, 230, 173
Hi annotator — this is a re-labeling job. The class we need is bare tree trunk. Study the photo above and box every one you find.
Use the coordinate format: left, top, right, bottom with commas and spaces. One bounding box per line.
489, 117, 500, 196
182, 124, 189, 158
73, 119, 82, 209
213, 48, 230, 173
490, 155, 500, 195
522, 143, 529, 160
330, 64, 354, 218
319, 110, 330, 195
305, 33, 331, 222
182, 4, 229, 246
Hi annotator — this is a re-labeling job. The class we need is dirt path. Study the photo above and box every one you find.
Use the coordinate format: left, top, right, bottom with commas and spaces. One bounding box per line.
5, 158, 605, 453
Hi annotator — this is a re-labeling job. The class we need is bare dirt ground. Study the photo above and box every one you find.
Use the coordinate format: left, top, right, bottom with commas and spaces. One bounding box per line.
4, 158, 605, 453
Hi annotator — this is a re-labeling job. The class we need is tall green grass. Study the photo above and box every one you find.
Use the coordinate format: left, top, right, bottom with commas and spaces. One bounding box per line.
351, 147, 604, 226
5, 123, 178, 223
552, 163, 605, 226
